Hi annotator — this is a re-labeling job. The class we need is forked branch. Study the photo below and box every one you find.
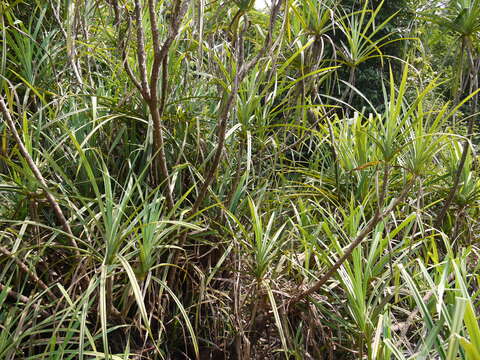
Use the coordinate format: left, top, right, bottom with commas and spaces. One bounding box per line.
114, 0, 191, 210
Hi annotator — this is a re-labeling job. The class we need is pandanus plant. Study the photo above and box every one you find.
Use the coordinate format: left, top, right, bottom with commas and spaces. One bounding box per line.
335, 0, 406, 106
421, 0, 480, 226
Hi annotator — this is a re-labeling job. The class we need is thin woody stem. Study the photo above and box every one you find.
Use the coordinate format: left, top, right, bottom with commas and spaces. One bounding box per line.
0, 283, 51, 317
126, 0, 191, 209
116, 9, 143, 94
133, 0, 151, 99
288, 173, 415, 308
0, 96, 80, 259
0, 246, 57, 301
0, 283, 31, 303
148, 0, 190, 209
190, 0, 284, 216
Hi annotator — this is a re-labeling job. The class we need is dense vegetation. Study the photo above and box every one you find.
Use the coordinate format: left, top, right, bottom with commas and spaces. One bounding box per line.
1, 0, 480, 358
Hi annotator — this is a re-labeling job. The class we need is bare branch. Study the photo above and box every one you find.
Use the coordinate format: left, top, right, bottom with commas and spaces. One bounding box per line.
0, 246, 57, 301
0, 283, 31, 304
189, 34, 243, 216
0, 97, 80, 259
133, 0, 151, 99
238, 0, 284, 79
122, 50, 144, 94
148, 0, 163, 95
150, 0, 190, 101
158, 0, 191, 64
120, 17, 144, 94
158, 55, 169, 117
189, 0, 284, 215
287, 176, 415, 308
147, 0, 191, 209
